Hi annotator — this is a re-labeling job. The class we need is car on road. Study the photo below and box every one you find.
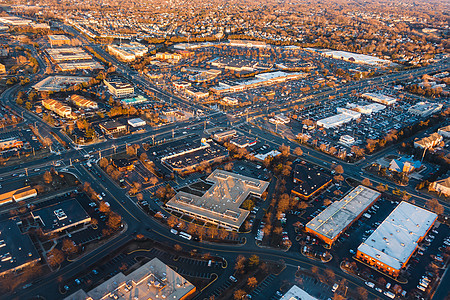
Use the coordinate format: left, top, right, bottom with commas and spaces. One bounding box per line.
365, 282, 375, 288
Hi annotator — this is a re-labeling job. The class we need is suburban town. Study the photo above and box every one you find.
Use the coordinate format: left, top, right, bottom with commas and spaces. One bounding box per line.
0, 0, 448, 300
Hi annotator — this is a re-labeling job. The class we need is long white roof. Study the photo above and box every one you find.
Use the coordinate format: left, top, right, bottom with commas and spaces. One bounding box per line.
358, 202, 437, 270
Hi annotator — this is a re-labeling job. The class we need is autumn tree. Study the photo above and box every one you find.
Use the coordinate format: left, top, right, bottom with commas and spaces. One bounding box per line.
234, 289, 246, 300
248, 255, 260, 267
247, 277, 258, 288
426, 198, 444, 215
334, 165, 344, 174
61, 239, 78, 255
279, 144, 290, 157
234, 255, 246, 273
43, 170, 53, 184
107, 212, 122, 230
362, 178, 372, 186
47, 248, 65, 267
99, 157, 108, 168
294, 147, 303, 156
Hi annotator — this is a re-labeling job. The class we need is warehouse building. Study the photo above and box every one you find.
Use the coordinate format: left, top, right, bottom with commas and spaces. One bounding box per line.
356, 202, 437, 277
362, 92, 397, 105
128, 118, 146, 127
99, 120, 127, 135
42, 98, 73, 118
408, 101, 443, 117
47, 34, 71, 46
70, 94, 98, 109
166, 170, 269, 230
305, 185, 381, 246
0, 218, 41, 276
63, 258, 195, 300
46, 47, 92, 62
317, 108, 361, 129
280, 285, 317, 300
107, 42, 148, 61
32, 76, 91, 92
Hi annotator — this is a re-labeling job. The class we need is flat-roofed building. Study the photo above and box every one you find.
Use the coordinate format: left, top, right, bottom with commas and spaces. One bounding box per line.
42, 98, 72, 118
46, 47, 91, 62
362, 92, 397, 105
128, 118, 146, 128
408, 101, 443, 117
63, 257, 195, 300
104, 79, 134, 98
213, 130, 237, 142
305, 185, 381, 246
0, 16, 32, 26
32, 76, 91, 92
0, 186, 37, 206
339, 134, 356, 146
437, 125, 450, 138
0, 137, 23, 150
166, 170, 269, 230
31, 199, 91, 235
222, 96, 239, 106
356, 202, 437, 277
230, 136, 257, 148
70, 94, 98, 109
291, 163, 332, 200
57, 60, 104, 71
99, 120, 127, 135
107, 42, 148, 61
0, 63, 5, 74
0, 218, 40, 276
414, 132, 443, 149
280, 285, 318, 300
47, 34, 71, 46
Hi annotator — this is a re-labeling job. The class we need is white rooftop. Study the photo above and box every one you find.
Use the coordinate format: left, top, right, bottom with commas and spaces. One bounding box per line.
280, 285, 318, 300
357, 202, 437, 270
306, 185, 380, 242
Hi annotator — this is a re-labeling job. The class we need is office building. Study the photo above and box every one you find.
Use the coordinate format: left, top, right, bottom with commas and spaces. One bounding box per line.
408, 101, 443, 117
70, 94, 98, 109
104, 80, 134, 98
47, 35, 71, 46
42, 98, 72, 118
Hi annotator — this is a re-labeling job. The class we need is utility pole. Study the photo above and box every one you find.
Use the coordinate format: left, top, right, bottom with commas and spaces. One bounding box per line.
25, 168, 28, 176
172, 128, 174, 139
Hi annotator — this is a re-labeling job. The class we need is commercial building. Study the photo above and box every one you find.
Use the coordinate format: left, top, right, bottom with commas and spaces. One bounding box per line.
305, 185, 381, 246
46, 47, 92, 62
42, 98, 72, 118
321, 50, 392, 66
210, 71, 307, 95
208, 57, 259, 72
356, 202, 437, 277
0, 137, 23, 151
339, 135, 356, 146
70, 94, 98, 109
437, 125, 450, 138
120, 95, 148, 105
222, 97, 239, 106
270, 114, 290, 125
112, 158, 135, 172
346, 102, 386, 114
128, 118, 146, 128
414, 132, 443, 149
291, 163, 332, 200
229, 39, 269, 48
0, 218, 41, 276
99, 120, 127, 135
107, 42, 148, 61
429, 176, 450, 197
155, 52, 182, 62
280, 285, 318, 300
57, 60, 104, 71
0, 186, 37, 206
104, 79, 134, 98
31, 199, 91, 235
162, 140, 229, 174
408, 101, 443, 117
64, 258, 195, 300
362, 93, 397, 105
0, 63, 6, 74
317, 108, 361, 129
230, 136, 257, 148
47, 35, 71, 46
0, 16, 32, 26
213, 130, 237, 142
166, 170, 269, 230
32, 76, 91, 92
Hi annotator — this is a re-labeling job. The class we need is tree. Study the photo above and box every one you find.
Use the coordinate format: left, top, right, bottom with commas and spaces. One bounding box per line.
61, 239, 78, 255
99, 157, 108, 168
362, 178, 372, 186
47, 248, 64, 267
334, 165, 344, 174
376, 184, 388, 192
234, 289, 246, 300
357, 287, 368, 300
174, 244, 182, 252
324, 268, 335, 282
234, 255, 246, 273
294, 147, 303, 156
43, 170, 53, 184
167, 216, 178, 228
99, 201, 111, 213
107, 212, 122, 230
248, 255, 260, 267
279, 144, 290, 157
247, 277, 258, 288
426, 198, 444, 215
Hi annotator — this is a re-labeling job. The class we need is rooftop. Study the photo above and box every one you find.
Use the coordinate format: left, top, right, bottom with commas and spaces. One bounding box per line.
166, 170, 269, 229
31, 199, 91, 234
0, 218, 40, 275
306, 185, 380, 242
357, 202, 437, 270
64, 257, 195, 300
280, 285, 318, 300
291, 163, 332, 198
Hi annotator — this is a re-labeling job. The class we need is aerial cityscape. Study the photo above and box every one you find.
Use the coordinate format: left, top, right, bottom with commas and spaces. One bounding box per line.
0, 0, 448, 299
